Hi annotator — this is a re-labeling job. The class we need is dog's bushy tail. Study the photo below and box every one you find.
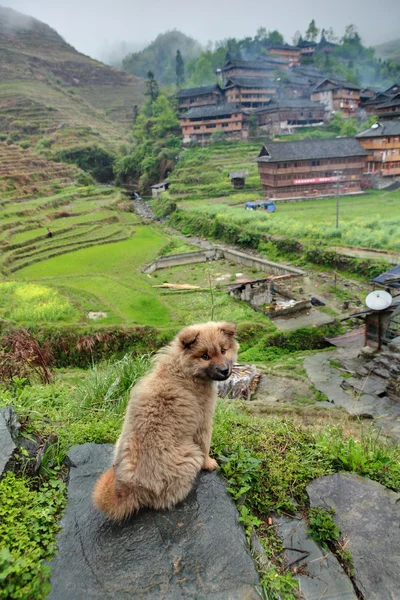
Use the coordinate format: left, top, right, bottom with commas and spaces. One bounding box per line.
92, 468, 140, 521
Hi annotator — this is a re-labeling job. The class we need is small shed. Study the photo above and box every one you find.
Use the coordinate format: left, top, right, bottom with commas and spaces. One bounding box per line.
151, 181, 170, 199
229, 171, 249, 189
351, 294, 400, 349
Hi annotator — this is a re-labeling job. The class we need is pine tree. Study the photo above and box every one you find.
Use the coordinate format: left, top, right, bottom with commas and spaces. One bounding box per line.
145, 71, 159, 103
305, 19, 319, 43
176, 50, 185, 88
133, 105, 139, 124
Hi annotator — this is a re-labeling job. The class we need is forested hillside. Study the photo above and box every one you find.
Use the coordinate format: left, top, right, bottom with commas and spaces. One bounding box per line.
122, 22, 400, 91
122, 30, 202, 85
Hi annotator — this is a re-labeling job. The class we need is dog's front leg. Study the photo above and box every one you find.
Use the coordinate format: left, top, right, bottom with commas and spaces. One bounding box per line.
194, 410, 218, 471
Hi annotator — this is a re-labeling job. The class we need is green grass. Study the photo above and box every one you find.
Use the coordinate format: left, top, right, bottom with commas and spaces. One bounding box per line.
170, 188, 400, 252
1, 352, 400, 599
0, 281, 79, 323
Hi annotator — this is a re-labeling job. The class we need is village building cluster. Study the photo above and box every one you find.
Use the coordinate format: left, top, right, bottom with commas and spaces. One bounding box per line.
173, 35, 400, 201
176, 38, 399, 141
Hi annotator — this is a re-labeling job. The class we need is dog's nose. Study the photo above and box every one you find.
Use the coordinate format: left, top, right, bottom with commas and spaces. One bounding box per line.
218, 367, 230, 378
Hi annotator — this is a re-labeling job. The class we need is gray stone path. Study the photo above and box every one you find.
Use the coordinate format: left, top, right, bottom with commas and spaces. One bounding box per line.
49, 444, 260, 600
308, 473, 400, 600
304, 350, 400, 440
275, 514, 357, 600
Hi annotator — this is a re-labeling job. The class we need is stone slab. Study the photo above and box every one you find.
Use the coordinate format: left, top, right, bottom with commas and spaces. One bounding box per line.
304, 353, 391, 417
49, 444, 260, 600
275, 514, 356, 600
273, 309, 334, 332
0, 408, 18, 476
307, 473, 400, 600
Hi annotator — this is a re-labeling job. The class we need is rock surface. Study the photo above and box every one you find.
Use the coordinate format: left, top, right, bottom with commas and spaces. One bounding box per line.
0, 407, 19, 476
49, 444, 260, 600
307, 472, 400, 600
275, 514, 357, 600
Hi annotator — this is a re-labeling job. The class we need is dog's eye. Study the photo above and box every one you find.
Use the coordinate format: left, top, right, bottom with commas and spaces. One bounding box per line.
221, 348, 226, 355
201, 353, 210, 361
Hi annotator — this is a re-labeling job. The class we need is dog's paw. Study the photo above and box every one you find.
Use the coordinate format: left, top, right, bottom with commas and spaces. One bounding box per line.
202, 456, 218, 471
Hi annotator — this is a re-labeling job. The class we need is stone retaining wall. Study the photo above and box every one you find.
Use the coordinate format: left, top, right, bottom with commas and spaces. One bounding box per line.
144, 248, 305, 277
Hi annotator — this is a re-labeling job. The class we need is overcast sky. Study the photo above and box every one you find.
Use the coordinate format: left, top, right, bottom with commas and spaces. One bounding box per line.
3, 0, 400, 60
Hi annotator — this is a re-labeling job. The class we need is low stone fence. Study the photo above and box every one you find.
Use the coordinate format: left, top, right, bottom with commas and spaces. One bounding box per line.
144, 247, 305, 277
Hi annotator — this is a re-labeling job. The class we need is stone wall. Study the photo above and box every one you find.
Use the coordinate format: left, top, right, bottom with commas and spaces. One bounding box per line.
144, 248, 305, 277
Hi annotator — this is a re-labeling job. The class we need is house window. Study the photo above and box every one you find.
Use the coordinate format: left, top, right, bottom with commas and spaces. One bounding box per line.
194, 126, 200, 130
309, 112, 313, 118
311, 160, 320, 166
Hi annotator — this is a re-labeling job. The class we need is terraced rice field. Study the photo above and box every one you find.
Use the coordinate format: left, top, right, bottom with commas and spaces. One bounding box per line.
0, 173, 270, 329
168, 142, 263, 200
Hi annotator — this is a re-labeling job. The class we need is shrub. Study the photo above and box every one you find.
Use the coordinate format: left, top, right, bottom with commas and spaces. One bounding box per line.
53, 145, 115, 182
0, 473, 66, 600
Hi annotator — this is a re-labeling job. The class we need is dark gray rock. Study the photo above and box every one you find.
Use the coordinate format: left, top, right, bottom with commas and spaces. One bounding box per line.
0, 406, 20, 442
307, 473, 400, 600
49, 444, 260, 600
0, 407, 19, 476
275, 514, 357, 600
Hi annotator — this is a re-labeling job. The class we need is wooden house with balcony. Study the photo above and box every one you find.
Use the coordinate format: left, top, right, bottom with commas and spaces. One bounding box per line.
256, 137, 367, 200
311, 78, 360, 117
256, 98, 325, 134
360, 84, 400, 115
372, 94, 400, 120
179, 103, 249, 143
297, 40, 317, 59
217, 57, 289, 85
356, 120, 400, 177
223, 77, 277, 109
176, 85, 223, 112
265, 43, 301, 65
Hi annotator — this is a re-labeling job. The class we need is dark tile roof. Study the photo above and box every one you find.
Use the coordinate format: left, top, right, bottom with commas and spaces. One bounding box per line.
356, 120, 400, 138
384, 83, 400, 95
371, 265, 400, 289
220, 57, 288, 71
297, 40, 317, 48
375, 96, 400, 109
223, 76, 276, 89
362, 92, 393, 106
256, 137, 367, 162
293, 65, 324, 76
180, 103, 244, 119
176, 85, 221, 98
255, 98, 324, 112
313, 78, 360, 92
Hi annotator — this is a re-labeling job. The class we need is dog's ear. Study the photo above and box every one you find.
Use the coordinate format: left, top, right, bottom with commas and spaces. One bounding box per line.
178, 326, 199, 350
219, 322, 237, 338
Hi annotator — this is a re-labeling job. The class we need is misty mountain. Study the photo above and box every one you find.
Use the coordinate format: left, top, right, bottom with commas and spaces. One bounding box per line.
0, 6, 145, 127
122, 30, 202, 85
0, 5, 147, 179
375, 38, 400, 64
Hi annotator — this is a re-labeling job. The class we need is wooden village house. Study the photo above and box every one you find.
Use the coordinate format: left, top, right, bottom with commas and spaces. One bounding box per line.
176, 85, 223, 112
223, 77, 277, 109
256, 137, 367, 200
216, 57, 289, 85
179, 103, 249, 143
311, 78, 361, 117
255, 98, 325, 134
356, 120, 400, 177
265, 43, 301, 65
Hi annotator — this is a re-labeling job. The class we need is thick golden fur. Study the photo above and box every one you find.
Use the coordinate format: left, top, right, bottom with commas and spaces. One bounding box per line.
93, 321, 238, 521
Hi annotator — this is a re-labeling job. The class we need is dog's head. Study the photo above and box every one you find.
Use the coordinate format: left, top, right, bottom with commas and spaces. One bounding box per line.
177, 321, 238, 381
